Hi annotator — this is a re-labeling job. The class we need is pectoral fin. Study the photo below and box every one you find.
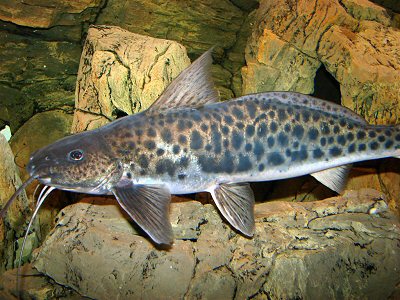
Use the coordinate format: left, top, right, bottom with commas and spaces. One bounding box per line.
112, 183, 173, 245
311, 165, 351, 193
210, 183, 255, 237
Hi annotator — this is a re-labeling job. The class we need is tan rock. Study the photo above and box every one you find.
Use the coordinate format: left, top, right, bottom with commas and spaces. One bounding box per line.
72, 25, 191, 133
243, 0, 399, 124
0, 0, 103, 28
31, 189, 399, 299
0, 135, 30, 273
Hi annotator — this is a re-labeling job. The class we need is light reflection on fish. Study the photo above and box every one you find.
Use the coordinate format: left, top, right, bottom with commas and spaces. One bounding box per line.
1, 49, 400, 247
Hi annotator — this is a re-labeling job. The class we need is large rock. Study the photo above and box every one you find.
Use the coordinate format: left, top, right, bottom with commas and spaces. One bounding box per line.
243, 0, 400, 124
72, 25, 191, 133
0, 0, 104, 29
0, 31, 80, 133
31, 189, 399, 299
0, 135, 31, 273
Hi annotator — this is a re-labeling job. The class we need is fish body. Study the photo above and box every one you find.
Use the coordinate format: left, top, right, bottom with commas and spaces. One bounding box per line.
3, 49, 400, 245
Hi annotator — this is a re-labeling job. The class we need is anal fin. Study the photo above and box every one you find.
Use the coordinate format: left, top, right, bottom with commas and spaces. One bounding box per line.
112, 183, 173, 245
311, 165, 351, 194
210, 183, 255, 237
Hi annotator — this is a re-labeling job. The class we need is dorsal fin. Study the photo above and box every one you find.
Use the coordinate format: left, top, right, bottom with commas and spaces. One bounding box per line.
147, 48, 219, 112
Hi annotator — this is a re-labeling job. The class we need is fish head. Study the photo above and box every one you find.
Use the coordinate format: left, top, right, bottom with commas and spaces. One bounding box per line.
27, 130, 122, 193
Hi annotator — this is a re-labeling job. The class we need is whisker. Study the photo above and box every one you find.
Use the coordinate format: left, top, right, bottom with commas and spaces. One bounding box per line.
0, 176, 36, 219
32, 183, 43, 202
16, 186, 56, 297
37, 186, 50, 205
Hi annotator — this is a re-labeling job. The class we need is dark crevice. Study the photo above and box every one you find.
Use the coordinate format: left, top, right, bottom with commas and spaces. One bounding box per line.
312, 64, 341, 105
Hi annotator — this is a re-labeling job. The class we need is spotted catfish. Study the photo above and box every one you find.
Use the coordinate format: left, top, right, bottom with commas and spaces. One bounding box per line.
2, 49, 400, 246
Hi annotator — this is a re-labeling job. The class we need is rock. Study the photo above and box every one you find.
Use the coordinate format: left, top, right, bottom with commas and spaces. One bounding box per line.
0, 0, 104, 29
31, 189, 399, 299
0, 30, 80, 133
0, 263, 82, 300
0, 135, 30, 273
72, 25, 191, 133
10, 110, 73, 180
243, 0, 400, 124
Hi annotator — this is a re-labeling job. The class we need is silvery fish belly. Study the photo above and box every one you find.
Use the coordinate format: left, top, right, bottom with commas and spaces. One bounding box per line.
4, 49, 400, 247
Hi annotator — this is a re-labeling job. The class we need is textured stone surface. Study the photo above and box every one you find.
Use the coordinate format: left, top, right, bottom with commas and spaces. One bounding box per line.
0, 31, 80, 133
243, 0, 400, 124
0, 135, 31, 274
0, 0, 104, 29
30, 189, 399, 299
72, 25, 191, 133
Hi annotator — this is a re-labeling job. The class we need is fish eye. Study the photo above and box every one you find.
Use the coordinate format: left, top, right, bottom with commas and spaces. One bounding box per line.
68, 149, 84, 161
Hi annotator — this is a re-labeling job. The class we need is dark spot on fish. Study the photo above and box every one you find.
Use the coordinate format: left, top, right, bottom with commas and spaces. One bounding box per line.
320, 122, 330, 135
358, 143, 366, 151
253, 141, 264, 160
339, 119, 346, 127
267, 136, 275, 148
312, 113, 320, 122
284, 124, 291, 133
166, 114, 174, 124
118, 149, 130, 156
245, 143, 253, 152
222, 126, 230, 135
302, 111, 311, 122
258, 164, 265, 172
156, 148, 165, 156
270, 122, 278, 133
384, 129, 391, 137
328, 137, 334, 144
261, 101, 270, 110
173, 145, 180, 154
146, 128, 156, 137
144, 140, 156, 150
346, 133, 354, 142
232, 107, 244, 119
223, 139, 229, 148
245, 102, 257, 118
308, 128, 319, 141
313, 148, 324, 159
295, 113, 301, 122
333, 125, 340, 134
138, 154, 149, 168
122, 132, 133, 138
224, 115, 234, 125
158, 120, 165, 126
320, 137, 327, 147
377, 135, 385, 143
337, 135, 346, 146
200, 124, 208, 132
278, 132, 289, 147
348, 143, 356, 153
255, 113, 267, 123
178, 174, 186, 180
329, 147, 342, 157
186, 120, 194, 129
205, 144, 212, 151
357, 131, 366, 139
126, 172, 132, 179
268, 111, 275, 118
190, 130, 203, 150
287, 107, 293, 115
178, 135, 187, 145
384, 140, 394, 149
292, 145, 308, 162
161, 129, 173, 143
192, 112, 202, 122
156, 159, 176, 176
236, 122, 245, 129
293, 125, 304, 139
257, 123, 268, 137
268, 152, 285, 166
232, 130, 244, 150
285, 149, 292, 157
395, 133, 400, 141
278, 109, 286, 121
177, 119, 186, 131
179, 156, 189, 168
293, 141, 299, 148
237, 154, 253, 172
135, 129, 143, 136
246, 125, 255, 137
368, 131, 377, 138
369, 141, 379, 150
